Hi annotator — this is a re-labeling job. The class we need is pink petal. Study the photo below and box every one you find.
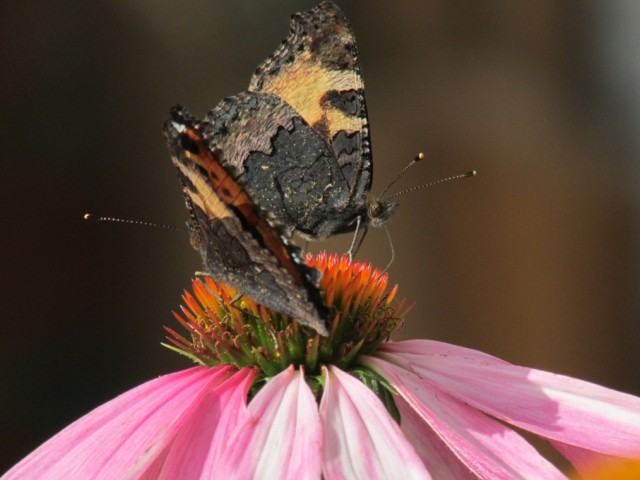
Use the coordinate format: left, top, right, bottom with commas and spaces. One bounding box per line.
4, 366, 244, 480
364, 355, 565, 479
134, 367, 255, 479
378, 340, 640, 458
320, 365, 432, 480
396, 398, 484, 480
216, 366, 322, 480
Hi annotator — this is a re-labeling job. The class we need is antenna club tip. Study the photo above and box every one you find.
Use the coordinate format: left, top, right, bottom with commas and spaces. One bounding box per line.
83, 213, 96, 220
466, 170, 477, 177
415, 152, 425, 162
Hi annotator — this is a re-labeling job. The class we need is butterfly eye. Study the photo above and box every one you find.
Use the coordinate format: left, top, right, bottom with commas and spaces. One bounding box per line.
179, 133, 201, 156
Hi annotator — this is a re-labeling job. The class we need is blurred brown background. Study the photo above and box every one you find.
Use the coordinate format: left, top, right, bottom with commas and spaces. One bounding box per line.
2, 0, 639, 472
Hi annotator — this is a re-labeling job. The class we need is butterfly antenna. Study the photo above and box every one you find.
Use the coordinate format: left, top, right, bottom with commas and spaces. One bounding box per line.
83, 213, 187, 231
376, 152, 426, 202
388, 170, 477, 200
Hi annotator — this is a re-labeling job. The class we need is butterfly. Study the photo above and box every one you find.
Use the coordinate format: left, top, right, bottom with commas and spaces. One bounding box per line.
202, 1, 398, 241
164, 1, 395, 335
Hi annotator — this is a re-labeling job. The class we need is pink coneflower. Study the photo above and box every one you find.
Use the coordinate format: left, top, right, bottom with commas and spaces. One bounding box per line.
4, 253, 640, 479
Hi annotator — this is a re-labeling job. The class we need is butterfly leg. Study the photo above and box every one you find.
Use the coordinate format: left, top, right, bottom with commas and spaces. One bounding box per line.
382, 225, 395, 272
346, 216, 368, 260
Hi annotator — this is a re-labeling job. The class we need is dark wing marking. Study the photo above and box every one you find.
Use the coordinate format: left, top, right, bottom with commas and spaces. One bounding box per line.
200, 91, 367, 238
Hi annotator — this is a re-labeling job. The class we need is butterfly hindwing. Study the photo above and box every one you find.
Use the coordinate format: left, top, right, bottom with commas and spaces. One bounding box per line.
246, 1, 374, 237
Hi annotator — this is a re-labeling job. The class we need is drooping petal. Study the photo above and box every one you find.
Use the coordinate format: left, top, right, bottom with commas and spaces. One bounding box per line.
396, 398, 484, 480
320, 365, 432, 480
378, 340, 640, 458
364, 355, 565, 480
3, 366, 241, 480
134, 367, 255, 479
216, 366, 322, 480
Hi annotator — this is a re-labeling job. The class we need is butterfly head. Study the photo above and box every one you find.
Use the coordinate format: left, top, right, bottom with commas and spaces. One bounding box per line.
366, 197, 399, 229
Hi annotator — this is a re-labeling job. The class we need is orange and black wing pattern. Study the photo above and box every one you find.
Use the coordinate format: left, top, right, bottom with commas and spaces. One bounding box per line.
249, 0, 372, 199
164, 106, 328, 335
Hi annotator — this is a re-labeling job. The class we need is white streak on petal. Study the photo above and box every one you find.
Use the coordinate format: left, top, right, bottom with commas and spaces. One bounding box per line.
365, 355, 565, 480
320, 365, 431, 480
379, 340, 640, 458
216, 366, 322, 480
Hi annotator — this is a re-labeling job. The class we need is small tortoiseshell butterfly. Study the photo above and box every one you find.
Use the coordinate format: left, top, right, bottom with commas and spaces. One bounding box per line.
164, 1, 394, 335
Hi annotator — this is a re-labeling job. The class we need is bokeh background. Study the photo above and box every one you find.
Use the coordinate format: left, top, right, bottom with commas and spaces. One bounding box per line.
2, 0, 640, 473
